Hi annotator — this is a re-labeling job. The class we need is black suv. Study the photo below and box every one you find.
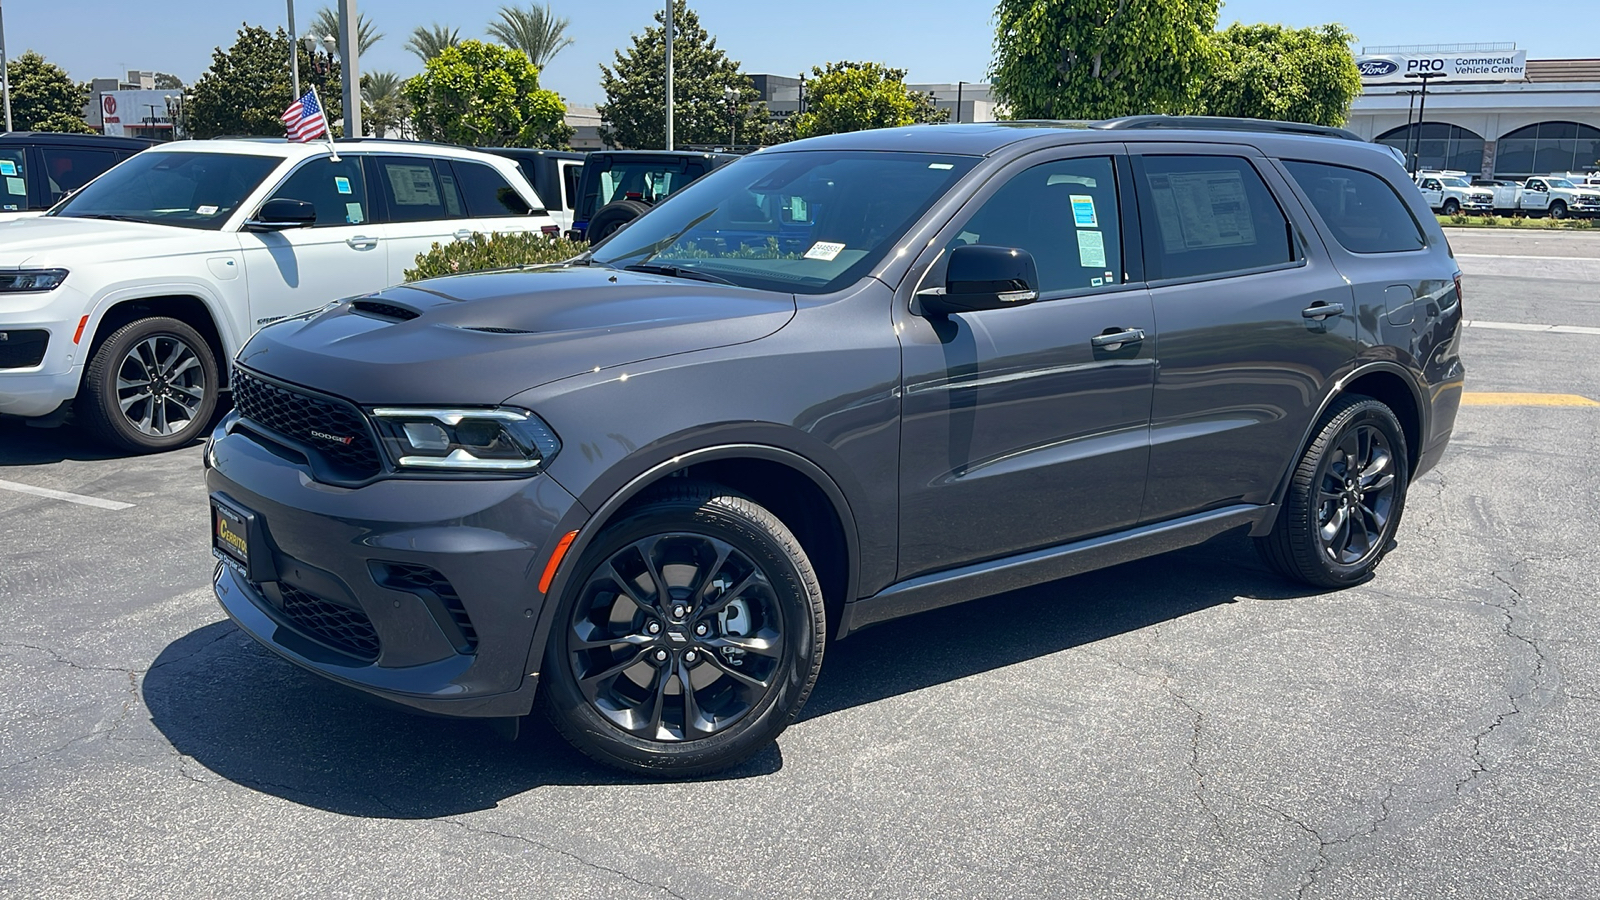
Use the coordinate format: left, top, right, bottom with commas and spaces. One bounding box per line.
568, 149, 736, 241
0, 132, 154, 215
206, 118, 1464, 775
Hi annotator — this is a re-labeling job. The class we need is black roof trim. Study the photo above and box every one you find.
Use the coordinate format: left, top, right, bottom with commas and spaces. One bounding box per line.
1089, 115, 1364, 143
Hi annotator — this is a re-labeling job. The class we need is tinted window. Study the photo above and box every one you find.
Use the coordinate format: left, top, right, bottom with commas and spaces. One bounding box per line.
0, 148, 27, 210
1282, 160, 1425, 254
563, 163, 582, 210
52, 151, 281, 230
1135, 155, 1294, 281
946, 156, 1122, 294
372, 156, 454, 222
40, 148, 117, 205
451, 160, 532, 217
266, 156, 370, 226
581, 160, 689, 219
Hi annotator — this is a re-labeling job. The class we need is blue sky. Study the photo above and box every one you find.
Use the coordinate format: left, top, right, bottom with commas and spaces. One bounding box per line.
6, 0, 1594, 106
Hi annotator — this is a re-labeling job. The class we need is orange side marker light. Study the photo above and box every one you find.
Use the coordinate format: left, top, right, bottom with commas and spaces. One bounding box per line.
539, 530, 579, 595
73, 316, 90, 344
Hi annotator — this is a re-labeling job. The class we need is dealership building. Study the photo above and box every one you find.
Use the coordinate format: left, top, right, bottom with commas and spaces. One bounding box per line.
1343, 45, 1600, 179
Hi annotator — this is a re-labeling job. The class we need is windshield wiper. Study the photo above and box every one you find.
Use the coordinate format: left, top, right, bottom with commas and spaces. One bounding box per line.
622, 263, 738, 286
63, 213, 148, 223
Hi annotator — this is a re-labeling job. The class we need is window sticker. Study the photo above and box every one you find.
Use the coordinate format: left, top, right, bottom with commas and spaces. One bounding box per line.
1091, 277, 1104, 287
1077, 229, 1107, 269
334, 176, 352, 195
804, 241, 846, 261
345, 202, 365, 224
6, 177, 26, 196
1149, 169, 1257, 252
929, 163, 955, 170
196, 205, 219, 215
386, 165, 440, 206
1069, 194, 1098, 228
0, 160, 16, 176
3, 204, 17, 211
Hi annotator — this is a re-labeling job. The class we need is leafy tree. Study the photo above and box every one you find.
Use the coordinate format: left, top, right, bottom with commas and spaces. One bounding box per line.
598, 1, 763, 150
487, 4, 574, 69
152, 72, 185, 90
3, 51, 93, 133
991, 0, 1219, 119
402, 40, 571, 148
793, 62, 947, 139
187, 25, 342, 139
406, 24, 461, 63
362, 71, 409, 138
1196, 23, 1361, 127
312, 7, 382, 56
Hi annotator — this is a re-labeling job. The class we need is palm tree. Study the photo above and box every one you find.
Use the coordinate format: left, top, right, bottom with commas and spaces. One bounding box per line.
486, 3, 574, 69
361, 72, 410, 139
312, 7, 383, 56
406, 23, 461, 63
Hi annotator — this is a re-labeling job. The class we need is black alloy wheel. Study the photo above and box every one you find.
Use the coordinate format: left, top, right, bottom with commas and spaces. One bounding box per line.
77, 316, 219, 453
543, 481, 825, 776
1256, 396, 1409, 588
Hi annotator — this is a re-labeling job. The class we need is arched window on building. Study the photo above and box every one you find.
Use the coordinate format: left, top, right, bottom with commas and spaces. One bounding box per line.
1376, 123, 1485, 175
1494, 122, 1600, 179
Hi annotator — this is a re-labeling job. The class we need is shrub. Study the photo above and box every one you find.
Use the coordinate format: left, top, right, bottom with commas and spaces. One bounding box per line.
1449, 212, 1470, 225
1478, 215, 1499, 227
404, 231, 588, 282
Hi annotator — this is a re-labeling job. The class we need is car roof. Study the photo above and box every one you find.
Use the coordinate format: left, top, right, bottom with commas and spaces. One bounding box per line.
589, 149, 737, 163
150, 138, 536, 165
480, 147, 586, 161
0, 131, 157, 150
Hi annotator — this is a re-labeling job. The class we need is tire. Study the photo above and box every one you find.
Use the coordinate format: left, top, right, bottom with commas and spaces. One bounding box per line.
587, 198, 653, 242
1442, 199, 1460, 216
1549, 201, 1568, 220
542, 480, 826, 776
1255, 395, 1409, 589
76, 316, 219, 453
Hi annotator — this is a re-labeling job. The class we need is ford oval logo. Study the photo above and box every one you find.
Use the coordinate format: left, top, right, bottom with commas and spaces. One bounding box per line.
1359, 59, 1399, 77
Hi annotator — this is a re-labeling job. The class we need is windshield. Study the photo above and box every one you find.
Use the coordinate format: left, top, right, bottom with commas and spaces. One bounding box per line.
589, 150, 980, 295
1440, 176, 1470, 187
50, 151, 283, 230
1547, 178, 1575, 188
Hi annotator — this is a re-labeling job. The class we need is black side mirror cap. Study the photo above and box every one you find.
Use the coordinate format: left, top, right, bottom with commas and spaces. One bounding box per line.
918, 244, 1040, 317
245, 198, 318, 231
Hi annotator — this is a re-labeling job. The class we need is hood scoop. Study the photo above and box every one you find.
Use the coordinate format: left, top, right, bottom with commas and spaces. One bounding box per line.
350, 299, 421, 322
459, 325, 537, 334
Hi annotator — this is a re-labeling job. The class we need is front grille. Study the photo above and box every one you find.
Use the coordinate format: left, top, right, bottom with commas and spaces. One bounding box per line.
0, 330, 48, 369
377, 563, 478, 653
232, 368, 381, 479
278, 585, 381, 661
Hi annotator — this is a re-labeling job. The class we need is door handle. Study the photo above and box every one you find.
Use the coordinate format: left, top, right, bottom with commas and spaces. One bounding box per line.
1301, 302, 1345, 321
453, 229, 475, 241
1090, 328, 1146, 352
346, 235, 379, 249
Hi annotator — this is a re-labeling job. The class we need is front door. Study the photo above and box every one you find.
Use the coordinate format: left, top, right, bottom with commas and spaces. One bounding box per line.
239, 154, 386, 330
895, 151, 1157, 580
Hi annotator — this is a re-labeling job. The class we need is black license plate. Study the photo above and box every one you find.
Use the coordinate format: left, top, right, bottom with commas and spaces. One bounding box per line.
212, 499, 253, 568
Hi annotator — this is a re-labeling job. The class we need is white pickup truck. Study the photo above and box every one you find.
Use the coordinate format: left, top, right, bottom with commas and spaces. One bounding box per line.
1477, 176, 1600, 218
1414, 173, 1495, 215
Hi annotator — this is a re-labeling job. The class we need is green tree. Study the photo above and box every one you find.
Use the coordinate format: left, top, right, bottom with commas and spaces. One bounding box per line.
186, 24, 341, 139
487, 3, 574, 69
312, 7, 382, 55
402, 40, 571, 147
991, 0, 1219, 119
152, 72, 185, 90
362, 71, 410, 138
4, 51, 93, 133
792, 62, 947, 139
406, 23, 461, 63
1196, 23, 1361, 127
598, 1, 763, 150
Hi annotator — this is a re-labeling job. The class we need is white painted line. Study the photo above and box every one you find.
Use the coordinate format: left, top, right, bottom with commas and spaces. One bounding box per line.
1457, 253, 1600, 262
0, 478, 135, 510
1464, 319, 1600, 336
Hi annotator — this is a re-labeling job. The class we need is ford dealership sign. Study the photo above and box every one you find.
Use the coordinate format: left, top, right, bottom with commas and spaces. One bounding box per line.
1356, 50, 1527, 84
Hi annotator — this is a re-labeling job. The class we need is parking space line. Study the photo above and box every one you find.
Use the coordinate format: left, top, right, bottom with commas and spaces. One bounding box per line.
0, 478, 135, 510
1457, 254, 1600, 262
1464, 319, 1600, 336
1460, 392, 1600, 407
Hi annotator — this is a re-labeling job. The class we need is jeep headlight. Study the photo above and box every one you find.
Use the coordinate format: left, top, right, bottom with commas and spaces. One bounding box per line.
370, 407, 560, 472
0, 269, 68, 292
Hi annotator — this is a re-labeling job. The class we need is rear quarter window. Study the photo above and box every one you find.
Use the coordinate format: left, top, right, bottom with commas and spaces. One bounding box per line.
1282, 160, 1426, 254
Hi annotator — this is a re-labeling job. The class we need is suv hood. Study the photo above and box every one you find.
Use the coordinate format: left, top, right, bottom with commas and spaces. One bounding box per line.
0, 216, 227, 266
236, 266, 797, 405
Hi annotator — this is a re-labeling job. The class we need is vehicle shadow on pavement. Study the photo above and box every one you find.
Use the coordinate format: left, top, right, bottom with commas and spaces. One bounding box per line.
0, 403, 230, 465
142, 533, 1314, 818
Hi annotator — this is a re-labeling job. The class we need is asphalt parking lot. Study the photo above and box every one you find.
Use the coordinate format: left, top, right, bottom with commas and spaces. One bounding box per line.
3, 227, 1598, 899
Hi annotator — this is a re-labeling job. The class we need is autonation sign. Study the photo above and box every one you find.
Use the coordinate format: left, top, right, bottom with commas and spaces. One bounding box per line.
1356, 50, 1528, 84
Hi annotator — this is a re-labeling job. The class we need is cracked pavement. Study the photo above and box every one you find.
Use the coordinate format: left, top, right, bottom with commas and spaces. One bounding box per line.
3, 229, 1599, 897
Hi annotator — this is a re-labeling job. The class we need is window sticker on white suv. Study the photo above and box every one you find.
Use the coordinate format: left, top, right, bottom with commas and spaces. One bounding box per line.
387, 164, 441, 206
1147, 170, 1257, 251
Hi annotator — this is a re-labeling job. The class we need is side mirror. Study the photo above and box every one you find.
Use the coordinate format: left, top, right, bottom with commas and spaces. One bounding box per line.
919, 245, 1040, 317
245, 198, 317, 231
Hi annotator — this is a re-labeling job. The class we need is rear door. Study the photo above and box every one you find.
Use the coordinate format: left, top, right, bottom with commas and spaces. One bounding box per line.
1130, 145, 1357, 524
366, 155, 472, 286
446, 157, 545, 237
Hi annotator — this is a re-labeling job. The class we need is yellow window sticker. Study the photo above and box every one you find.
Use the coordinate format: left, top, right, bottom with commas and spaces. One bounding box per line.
1070, 194, 1098, 228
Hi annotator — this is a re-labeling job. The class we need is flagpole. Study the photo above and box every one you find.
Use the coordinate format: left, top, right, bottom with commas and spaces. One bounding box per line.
311, 86, 338, 161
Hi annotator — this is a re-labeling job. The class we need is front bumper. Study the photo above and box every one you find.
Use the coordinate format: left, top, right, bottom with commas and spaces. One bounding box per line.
0, 285, 87, 417
207, 415, 588, 717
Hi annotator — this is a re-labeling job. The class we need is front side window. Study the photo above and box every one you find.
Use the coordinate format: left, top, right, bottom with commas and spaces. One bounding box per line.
265, 156, 370, 226
451, 160, 533, 217
0, 148, 26, 210
944, 156, 1122, 295
1421, 179, 1442, 191
1282, 160, 1425, 254
1135, 155, 1294, 281
50, 151, 282, 230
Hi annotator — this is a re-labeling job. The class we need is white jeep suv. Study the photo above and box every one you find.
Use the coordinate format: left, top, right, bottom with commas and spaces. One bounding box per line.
0, 139, 559, 450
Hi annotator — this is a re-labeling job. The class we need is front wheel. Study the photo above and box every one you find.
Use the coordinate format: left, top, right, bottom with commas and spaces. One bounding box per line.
1255, 396, 1409, 588
1549, 200, 1569, 220
76, 316, 219, 453
542, 481, 826, 776
1442, 198, 1460, 216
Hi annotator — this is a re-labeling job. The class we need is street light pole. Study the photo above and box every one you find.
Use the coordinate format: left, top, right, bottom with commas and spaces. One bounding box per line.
1405, 71, 1443, 176
337, 0, 360, 138
0, 0, 13, 133
288, 0, 300, 101
664, 0, 674, 150
956, 81, 965, 124
1402, 89, 1418, 173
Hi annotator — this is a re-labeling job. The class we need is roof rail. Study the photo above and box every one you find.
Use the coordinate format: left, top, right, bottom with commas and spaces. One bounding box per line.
1092, 115, 1365, 143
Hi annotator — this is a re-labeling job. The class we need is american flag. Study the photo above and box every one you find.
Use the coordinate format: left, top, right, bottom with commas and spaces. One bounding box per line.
281, 89, 330, 142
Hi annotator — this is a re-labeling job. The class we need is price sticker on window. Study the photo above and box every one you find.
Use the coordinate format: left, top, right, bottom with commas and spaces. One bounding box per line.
804, 241, 846, 261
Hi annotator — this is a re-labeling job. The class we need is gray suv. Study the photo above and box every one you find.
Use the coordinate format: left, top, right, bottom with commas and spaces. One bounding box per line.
205, 117, 1464, 775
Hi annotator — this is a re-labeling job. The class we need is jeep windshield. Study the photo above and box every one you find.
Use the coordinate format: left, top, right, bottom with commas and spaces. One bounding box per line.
586, 150, 980, 295
49, 152, 283, 230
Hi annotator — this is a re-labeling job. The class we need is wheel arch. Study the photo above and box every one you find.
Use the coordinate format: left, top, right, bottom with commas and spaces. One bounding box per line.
85, 294, 231, 389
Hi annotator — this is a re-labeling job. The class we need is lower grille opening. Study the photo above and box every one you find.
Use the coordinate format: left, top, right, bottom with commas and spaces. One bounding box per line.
374, 563, 478, 654
0, 330, 49, 369
278, 585, 381, 661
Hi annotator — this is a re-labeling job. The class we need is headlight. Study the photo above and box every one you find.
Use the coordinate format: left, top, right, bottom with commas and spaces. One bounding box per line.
0, 269, 68, 292
370, 407, 560, 473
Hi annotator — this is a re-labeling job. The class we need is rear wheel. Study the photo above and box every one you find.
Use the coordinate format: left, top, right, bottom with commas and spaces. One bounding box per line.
76, 316, 218, 453
542, 481, 826, 776
1256, 396, 1409, 588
